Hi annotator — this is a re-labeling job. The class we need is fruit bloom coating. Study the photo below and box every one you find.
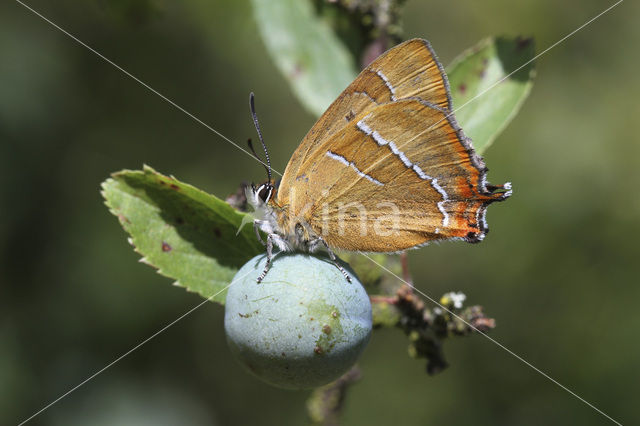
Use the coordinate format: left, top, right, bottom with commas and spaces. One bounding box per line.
224, 253, 372, 389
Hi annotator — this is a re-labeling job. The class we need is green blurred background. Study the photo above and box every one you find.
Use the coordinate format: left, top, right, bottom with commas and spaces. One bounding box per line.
2, 0, 638, 424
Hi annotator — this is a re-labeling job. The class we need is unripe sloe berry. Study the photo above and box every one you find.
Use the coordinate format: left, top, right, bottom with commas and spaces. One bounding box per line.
224, 253, 372, 389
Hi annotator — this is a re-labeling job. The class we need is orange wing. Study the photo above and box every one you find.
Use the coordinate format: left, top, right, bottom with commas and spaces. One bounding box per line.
277, 39, 452, 208
281, 99, 510, 252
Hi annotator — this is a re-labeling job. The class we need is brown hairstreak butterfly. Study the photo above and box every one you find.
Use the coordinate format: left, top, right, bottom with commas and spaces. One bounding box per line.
246, 38, 511, 282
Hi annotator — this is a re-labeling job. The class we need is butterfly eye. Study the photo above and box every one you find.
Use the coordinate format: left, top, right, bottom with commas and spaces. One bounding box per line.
257, 184, 273, 203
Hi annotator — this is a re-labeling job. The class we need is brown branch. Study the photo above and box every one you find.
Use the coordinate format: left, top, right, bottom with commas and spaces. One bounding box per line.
394, 287, 496, 375
307, 366, 362, 426
400, 251, 413, 289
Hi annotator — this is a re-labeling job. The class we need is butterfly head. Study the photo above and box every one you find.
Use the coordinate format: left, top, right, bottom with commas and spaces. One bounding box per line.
245, 179, 284, 246
255, 181, 274, 204
248, 180, 277, 208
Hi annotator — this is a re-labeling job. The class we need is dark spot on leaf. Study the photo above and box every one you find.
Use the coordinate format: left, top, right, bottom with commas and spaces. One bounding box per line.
213, 228, 222, 238
159, 180, 166, 185
170, 184, 180, 190
516, 36, 532, 50
322, 325, 332, 335
298, 334, 302, 339
175, 217, 184, 225
118, 213, 130, 224
314, 346, 323, 355
161, 241, 172, 252
281, 352, 286, 357
309, 317, 314, 321
290, 63, 304, 79
458, 83, 466, 94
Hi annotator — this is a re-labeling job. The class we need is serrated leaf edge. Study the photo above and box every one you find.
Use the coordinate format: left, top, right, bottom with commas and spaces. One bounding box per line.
101, 174, 234, 303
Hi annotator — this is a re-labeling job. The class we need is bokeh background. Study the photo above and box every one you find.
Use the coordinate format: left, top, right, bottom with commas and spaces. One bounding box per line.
2, 0, 639, 425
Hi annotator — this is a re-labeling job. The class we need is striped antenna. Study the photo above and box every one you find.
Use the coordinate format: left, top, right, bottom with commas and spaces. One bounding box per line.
249, 92, 272, 182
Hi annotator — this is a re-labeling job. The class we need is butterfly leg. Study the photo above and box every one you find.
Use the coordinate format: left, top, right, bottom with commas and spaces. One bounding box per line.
256, 234, 274, 283
313, 238, 352, 283
253, 220, 266, 246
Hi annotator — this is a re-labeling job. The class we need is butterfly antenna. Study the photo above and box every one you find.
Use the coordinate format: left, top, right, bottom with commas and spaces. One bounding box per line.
247, 138, 270, 179
249, 92, 272, 182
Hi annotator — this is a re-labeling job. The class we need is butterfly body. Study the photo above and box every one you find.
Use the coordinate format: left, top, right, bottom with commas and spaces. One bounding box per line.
248, 38, 511, 282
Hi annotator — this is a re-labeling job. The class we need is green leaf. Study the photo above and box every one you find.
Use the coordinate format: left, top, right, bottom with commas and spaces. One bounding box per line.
101, 166, 263, 304
251, 0, 358, 117
447, 36, 535, 154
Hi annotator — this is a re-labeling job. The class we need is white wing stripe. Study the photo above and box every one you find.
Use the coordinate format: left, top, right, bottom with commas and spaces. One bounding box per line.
375, 70, 397, 101
325, 151, 384, 186
356, 116, 450, 227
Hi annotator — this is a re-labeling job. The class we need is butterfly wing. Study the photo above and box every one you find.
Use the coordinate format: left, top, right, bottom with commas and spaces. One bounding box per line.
284, 98, 510, 252
277, 39, 452, 207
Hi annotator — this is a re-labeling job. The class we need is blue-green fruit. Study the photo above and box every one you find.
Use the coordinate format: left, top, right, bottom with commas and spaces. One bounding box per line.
224, 253, 372, 389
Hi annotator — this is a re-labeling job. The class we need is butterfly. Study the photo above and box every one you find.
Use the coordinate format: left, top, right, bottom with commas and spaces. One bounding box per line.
246, 38, 511, 282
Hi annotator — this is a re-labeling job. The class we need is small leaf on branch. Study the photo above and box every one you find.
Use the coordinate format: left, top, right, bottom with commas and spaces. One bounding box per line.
447, 36, 536, 154
251, 0, 358, 116
101, 165, 262, 304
